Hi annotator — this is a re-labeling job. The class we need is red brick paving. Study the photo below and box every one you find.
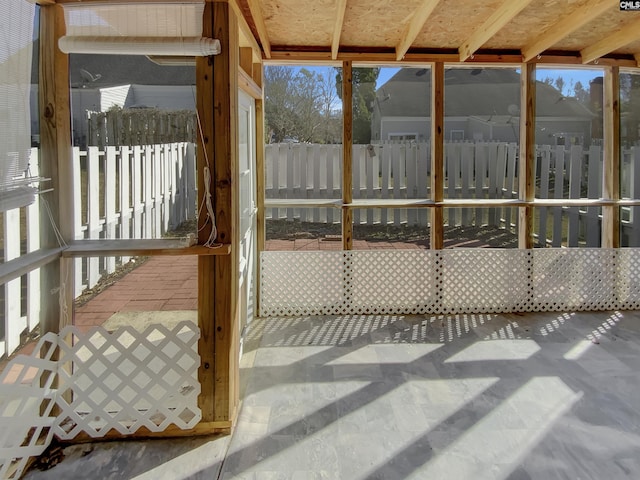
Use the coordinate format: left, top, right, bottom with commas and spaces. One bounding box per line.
74, 256, 198, 329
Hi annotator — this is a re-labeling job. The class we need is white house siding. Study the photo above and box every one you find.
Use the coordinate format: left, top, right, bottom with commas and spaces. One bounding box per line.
100, 85, 131, 111
126, 85, 196, 111
378, 116, 430, 143
378, 115, 592, 146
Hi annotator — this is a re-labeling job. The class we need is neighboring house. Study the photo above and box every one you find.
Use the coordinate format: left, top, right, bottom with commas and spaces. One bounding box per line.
371, 68, 595, 146
30, 50, 195, 146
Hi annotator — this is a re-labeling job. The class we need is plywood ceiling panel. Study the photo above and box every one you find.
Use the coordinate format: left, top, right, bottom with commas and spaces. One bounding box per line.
484, 0, 596, 50
340, 0, 425, 47
412, 0, 505, 49
551, 10, 640, 51
261, 0, 336, 47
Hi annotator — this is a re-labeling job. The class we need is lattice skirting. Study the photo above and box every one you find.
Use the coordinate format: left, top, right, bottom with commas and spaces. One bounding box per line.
0, 321, 200, 480
260, 249, 640, 316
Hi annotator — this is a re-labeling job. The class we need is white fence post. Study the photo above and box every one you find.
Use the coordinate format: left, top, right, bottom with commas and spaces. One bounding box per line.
4, 209, 23, 354
27, 154, 41, 332
104, 146, 117, 274
132, 146, 143, 240
120, 146, 132, 264
537, 145, 551, 245
86, 146, 101, 289
72, 148, 83, 296
185, 143, 196, 221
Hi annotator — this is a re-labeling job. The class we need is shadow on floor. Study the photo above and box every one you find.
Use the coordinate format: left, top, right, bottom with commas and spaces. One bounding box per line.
24, 310, 640, 480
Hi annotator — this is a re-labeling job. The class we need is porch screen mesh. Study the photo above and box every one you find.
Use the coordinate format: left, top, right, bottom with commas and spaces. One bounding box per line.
60, 2, 214, 56
0, 0, 37, 211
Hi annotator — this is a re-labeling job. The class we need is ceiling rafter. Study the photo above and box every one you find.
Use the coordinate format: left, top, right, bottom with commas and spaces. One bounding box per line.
581, 18, 640, 64
331, 0, 348, 60
521, 0, 615, 62
246, 0, 271, 58
459, 0, 534, 62
395, 0, 441, 61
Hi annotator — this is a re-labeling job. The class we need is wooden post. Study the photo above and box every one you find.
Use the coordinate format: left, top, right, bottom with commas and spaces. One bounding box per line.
431, 62, 444, 249
39, 5, 74, 333
602, 66, 620, 248
239, 47, 253, 77
518, 62, 536, 249
196, 1, 240, 426
252, 62, 263, 89
342, 61, 353, 250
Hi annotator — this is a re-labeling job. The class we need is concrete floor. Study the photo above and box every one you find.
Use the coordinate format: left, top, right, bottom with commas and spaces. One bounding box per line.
24, 310, 640, 480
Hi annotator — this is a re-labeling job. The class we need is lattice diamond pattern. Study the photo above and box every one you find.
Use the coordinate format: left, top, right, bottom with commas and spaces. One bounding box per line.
532, 249, 617, 311
261, 251, 347, 316
54, 321, 201, 439
261, 249, 636, 316
349, 250, 439, 314
617, 249, 640, 309
0, 334, 58, 480
0, 320, 201, 479
440, 250, 531, 313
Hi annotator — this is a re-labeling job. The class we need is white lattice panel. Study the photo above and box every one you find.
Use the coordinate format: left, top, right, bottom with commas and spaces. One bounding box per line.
440, 250, 532, 313
260, 252, 346, 316
349, 250, 439, 314
532, 249, 617, 311
617, 249, 640, 309
0, 334, 58, 480
260, 248, 640, 316
54, 321, 201, 439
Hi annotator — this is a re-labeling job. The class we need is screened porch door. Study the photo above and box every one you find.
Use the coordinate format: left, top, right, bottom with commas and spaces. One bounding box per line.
238, 89, 257, 347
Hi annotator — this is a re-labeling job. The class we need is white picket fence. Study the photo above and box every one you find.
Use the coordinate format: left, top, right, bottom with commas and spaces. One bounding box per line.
1, 143, 197, 358
1, 148, 41, 357
72, 143, 196, 295
266, 141, 640, 247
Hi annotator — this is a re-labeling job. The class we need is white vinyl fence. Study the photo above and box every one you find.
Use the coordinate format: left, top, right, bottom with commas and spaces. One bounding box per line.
266, 141, 640, 247
1, 143, 197, 359
72, 142, 196, 295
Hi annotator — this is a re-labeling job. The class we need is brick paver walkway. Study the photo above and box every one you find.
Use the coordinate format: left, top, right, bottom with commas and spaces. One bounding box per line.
74, 256, 198, 332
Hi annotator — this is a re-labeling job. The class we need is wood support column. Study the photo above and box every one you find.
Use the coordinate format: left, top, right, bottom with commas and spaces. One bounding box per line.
39, 5, 74, 333
518, 62, 536, 249
197, 1, 240, 425
239, 47, 253, 77
342, 61, 353, 250
603, 66, 620, 248
430, 62, 444, 249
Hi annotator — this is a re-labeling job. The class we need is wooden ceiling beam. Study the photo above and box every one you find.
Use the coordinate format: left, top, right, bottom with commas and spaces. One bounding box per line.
395, 0, 441, 61
521, 0, 615, 62
246, 0, 272, 58
264, 49, 637, 67
459, 0, 533, 62
331, 0, 348, 60
581, 18, 640, 64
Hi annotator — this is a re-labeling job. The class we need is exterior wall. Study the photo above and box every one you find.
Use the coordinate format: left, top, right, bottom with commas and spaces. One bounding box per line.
378, 116, 429, 142
126, 85, 196, 110
100, 85, 131, 111
536, 118, 593, 146
378, 115, 591, 146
